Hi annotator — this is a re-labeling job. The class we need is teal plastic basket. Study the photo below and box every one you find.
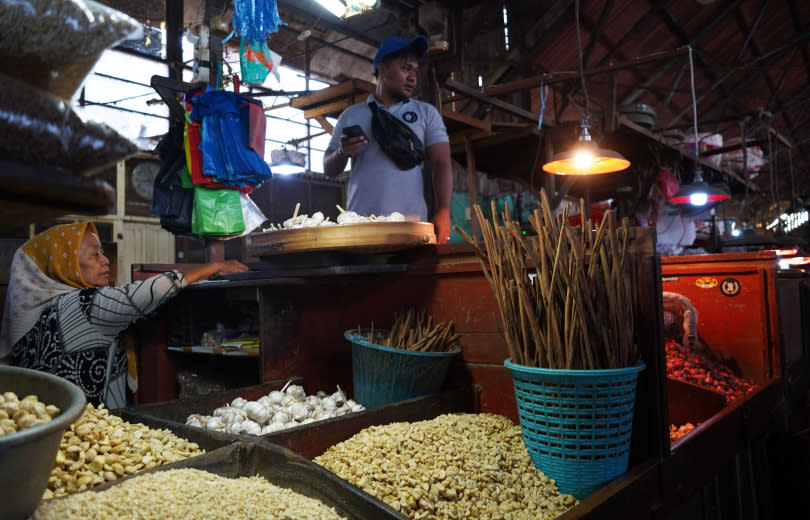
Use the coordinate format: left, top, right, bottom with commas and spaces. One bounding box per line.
346, 329, 461, 409
504, 359, 645, 500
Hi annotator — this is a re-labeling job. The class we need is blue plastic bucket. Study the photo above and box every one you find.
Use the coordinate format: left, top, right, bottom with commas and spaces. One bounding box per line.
346, 329, 461, 408
504, 358, 645, 500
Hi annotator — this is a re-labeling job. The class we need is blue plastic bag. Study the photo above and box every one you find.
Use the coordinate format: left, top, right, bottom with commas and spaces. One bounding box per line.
190, 86, 272, 187
232, 0, 284, 42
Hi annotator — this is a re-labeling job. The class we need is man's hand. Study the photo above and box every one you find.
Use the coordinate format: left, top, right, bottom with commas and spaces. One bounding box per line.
340, 133, 368, 157
433, 208, 451, 245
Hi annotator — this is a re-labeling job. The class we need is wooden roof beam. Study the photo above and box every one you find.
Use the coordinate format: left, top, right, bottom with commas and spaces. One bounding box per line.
444, 80, 539, 123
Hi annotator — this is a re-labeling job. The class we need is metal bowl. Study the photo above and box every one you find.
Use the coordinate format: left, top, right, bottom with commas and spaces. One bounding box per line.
0, 366, 87, 520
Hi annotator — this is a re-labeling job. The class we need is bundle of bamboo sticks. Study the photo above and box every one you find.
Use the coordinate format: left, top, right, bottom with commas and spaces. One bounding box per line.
359, 308, 459, 353
454, 189, 637, 370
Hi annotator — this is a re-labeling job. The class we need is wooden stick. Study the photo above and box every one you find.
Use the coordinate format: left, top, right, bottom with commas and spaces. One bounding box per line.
293, 202, 301, 219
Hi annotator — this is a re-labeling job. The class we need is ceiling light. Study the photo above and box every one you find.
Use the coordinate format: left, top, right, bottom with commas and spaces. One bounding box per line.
314, 0, 347, 18
542, 120, 631, 175
668, 168, 730, 206
270, 147, 306, 175
314, 0, 379, 18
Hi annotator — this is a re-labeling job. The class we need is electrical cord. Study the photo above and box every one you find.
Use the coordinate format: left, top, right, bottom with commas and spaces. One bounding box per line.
688, 46, 700, 175
574, 0, 590, 117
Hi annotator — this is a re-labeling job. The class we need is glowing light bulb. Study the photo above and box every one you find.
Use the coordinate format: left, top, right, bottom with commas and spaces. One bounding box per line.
689, 192, 708, 206
731, 228, 741, 237
573, 150, 595, 169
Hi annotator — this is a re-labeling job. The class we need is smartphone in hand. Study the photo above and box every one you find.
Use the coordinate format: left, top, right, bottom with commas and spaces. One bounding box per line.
343, 125, 366, 138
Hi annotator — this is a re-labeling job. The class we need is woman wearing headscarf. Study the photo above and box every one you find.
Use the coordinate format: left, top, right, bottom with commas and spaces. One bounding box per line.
0, 222, 248, 408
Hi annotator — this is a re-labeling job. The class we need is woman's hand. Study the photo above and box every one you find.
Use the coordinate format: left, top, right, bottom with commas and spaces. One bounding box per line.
182, 260, 249, 284
213, 260, 249, 276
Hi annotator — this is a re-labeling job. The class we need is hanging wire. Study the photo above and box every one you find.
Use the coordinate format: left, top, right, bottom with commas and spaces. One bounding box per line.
789, 147, 796, 209
688, 46, 700, 171
537, 79, 549, 130
574, 0, 591, 116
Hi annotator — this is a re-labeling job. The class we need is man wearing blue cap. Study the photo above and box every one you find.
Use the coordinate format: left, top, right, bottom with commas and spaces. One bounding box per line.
323, 35, 453, 244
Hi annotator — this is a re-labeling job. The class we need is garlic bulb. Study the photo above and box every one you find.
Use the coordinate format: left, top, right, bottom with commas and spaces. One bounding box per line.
230, 397, 248, 409
347, 399, 366, 412
267, 390, 284, 405
257, 395, 273, 408
320, 397, 337, 411
313, 410, 334, 421
280, 394, 294, 407
285, 384, 306, 401
272, 409, 291, 424
213, 405, 246, 424
244, 401, 271, 424
316, 390, 327, 398
185, 414, 204, 428
335, 405, 351, 416
330, 392, 345, 407
205, 416, 225, 431
240, 419, 262, 435
288, 402, 309, 422
304, 395, 320, 407
262, 422, 285, 434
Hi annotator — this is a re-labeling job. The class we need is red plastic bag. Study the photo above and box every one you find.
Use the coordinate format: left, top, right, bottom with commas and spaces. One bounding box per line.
658, 168, 680, 199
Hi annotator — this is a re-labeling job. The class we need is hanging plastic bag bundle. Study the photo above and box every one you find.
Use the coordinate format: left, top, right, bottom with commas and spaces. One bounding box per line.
151, 125, 194, 235
183, 88, 252, 192
189, 86, 272, 188
231, 0, 284, 43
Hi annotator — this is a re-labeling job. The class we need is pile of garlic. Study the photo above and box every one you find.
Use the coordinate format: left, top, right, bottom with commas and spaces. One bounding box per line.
336, 210, 406, 225
262, 209, 407, 231
185, 383, 365, 435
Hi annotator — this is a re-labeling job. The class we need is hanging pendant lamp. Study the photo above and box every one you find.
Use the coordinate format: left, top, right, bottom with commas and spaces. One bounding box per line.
668, 46, 731, 208
542, 119, 631, 175
668, 168, 730, 206
270, 146, 306, 175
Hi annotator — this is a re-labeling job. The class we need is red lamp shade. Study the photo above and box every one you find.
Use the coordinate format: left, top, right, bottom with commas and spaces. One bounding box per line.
668, 181, 730, 206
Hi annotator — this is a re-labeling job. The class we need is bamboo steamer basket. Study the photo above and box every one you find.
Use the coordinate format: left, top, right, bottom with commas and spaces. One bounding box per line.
246, 221, 436, 256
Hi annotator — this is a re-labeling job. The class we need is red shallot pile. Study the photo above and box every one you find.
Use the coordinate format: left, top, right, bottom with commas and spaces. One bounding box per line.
670, 422, 697, 442
665, 339, 756, 403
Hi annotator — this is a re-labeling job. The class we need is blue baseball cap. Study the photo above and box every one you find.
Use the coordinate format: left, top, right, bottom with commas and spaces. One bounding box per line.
373, 35, 429, 75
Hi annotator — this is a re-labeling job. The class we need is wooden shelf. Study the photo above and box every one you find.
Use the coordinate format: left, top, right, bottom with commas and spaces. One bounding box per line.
168, 345, 260, 357
0, 159, 115, 229
290, 79, 376, 127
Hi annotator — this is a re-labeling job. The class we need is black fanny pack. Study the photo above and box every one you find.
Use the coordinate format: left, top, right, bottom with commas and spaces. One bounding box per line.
368, 101, 425, 170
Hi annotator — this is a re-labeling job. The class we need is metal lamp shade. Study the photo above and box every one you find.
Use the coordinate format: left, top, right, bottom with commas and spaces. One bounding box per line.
270, 148, 306, 175
668, 181, 730, 206
542, 141, 631, 175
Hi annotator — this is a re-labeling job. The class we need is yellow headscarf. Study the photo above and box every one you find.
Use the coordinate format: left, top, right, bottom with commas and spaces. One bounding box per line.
21, 222, 98, 289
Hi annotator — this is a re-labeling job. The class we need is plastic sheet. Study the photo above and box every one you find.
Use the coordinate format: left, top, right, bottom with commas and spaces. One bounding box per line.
0, 73, 137, 174
0, 0, 142, 100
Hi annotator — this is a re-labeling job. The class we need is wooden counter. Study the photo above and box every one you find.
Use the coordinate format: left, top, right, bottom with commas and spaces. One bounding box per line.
130, 246, 791, 519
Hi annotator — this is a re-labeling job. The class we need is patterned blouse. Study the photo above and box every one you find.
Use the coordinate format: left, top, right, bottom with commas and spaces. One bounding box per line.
11, 271, 187, 409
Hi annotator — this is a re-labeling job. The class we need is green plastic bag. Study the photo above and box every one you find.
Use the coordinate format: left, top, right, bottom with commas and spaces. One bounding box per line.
191, 187, 245, 237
